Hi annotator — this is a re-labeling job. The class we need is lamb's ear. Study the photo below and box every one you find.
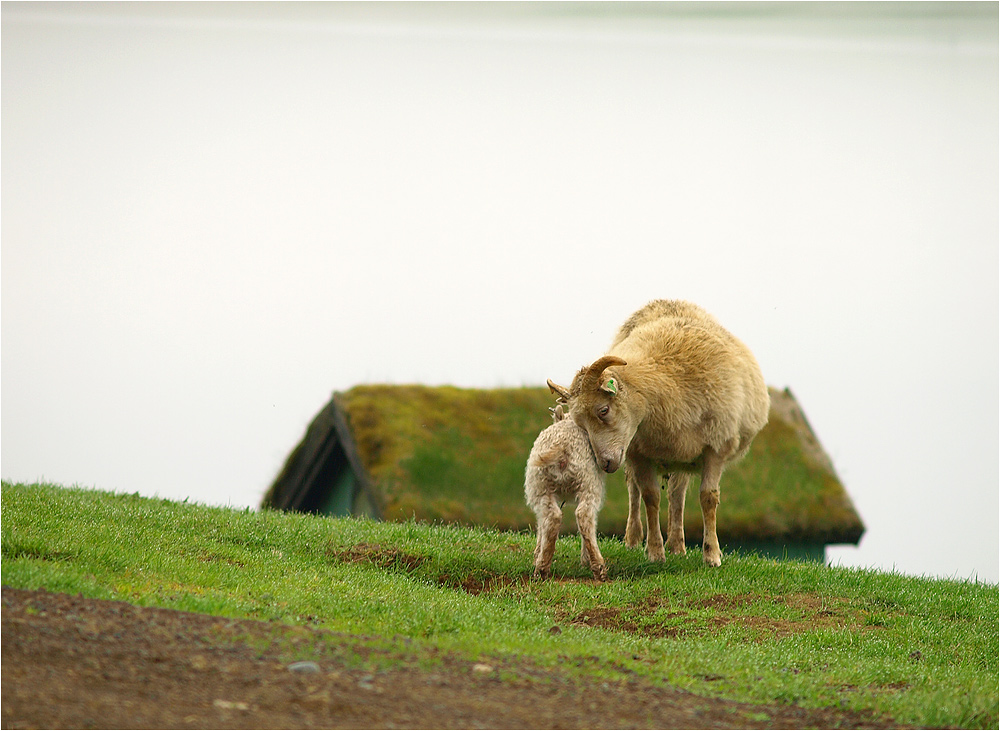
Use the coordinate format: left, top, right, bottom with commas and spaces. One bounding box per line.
549, 404, 565, 422
600, 377, 620, 396
547, 379, 571, 401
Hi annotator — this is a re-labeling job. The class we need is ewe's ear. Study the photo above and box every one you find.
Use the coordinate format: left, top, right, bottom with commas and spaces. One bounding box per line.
549, 404, 565, 422
547, 379, 571, 401
581, 356, 627, 395
600, 377, 620, 396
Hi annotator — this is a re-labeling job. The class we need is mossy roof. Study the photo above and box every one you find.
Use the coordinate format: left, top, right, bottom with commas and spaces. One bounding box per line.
264, 384, 864, 546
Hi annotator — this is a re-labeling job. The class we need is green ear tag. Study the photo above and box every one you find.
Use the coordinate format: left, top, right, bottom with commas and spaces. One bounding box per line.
606, 379, 618, 395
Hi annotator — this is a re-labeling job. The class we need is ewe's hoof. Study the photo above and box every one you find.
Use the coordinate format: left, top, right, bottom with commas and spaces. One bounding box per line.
533, 567, 552, 580
703, 548, 722, 567
646, 546, 666, 563
591, 564, 608, 582
667, 541, 687, 556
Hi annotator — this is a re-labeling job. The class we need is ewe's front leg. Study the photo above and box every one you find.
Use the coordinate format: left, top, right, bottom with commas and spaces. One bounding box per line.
622, 461, 645, 549
575, 499, 607, 581
627, 456, 665, 562
665, 473, 689, 556
699, 449, 725, 567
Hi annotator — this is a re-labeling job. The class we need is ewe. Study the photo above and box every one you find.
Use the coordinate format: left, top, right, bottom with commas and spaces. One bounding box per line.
524, 405, 608, 581
547, 300, 769, 567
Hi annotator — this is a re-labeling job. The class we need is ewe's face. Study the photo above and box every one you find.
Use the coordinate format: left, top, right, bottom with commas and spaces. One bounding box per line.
569, 389, 638, 474
548, 356, 634, 473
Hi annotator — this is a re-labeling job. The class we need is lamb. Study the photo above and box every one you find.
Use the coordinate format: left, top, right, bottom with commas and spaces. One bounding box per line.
524, 404, 608, 581
547, 299, 769, 567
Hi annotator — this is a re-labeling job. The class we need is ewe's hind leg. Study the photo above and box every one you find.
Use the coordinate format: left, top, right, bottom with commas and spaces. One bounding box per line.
627, 456, 665, 562
665, 473, 690, 556
533, 495, 563, 578
575, 499, 607, 581
699, 449, 725, 567
623, 462, 644, 549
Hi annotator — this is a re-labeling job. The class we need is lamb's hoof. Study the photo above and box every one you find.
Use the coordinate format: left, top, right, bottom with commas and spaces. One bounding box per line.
703, 547, 722, 567
533, 566, 552, 580
591, 564, 608, 582
667, 540, 687, 556
624, 534, 643, 549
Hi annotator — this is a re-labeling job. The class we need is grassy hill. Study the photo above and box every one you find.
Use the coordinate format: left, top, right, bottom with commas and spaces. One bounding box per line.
3, 481, 996, 728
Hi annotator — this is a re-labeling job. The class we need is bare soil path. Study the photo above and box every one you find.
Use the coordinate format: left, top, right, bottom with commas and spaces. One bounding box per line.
2, 587, 895, 729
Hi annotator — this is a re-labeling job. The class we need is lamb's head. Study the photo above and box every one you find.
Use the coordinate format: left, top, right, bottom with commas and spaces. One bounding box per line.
547, 355, 636, 474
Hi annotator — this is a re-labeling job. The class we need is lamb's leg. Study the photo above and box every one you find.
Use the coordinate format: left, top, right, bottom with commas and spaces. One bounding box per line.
623, 460, 645, 549
665, 472, 689, 556
533, 516, 543, 564
699, 448, 725, 567
533, 495, 563, 578
575, 498, 607, 581
628, 456, 665, 562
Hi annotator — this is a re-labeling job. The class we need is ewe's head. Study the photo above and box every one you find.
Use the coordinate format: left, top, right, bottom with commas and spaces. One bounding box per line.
547, 355, 637, 474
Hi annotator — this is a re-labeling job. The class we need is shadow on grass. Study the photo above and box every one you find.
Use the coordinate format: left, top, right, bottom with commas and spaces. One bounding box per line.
323, 535, 709, 594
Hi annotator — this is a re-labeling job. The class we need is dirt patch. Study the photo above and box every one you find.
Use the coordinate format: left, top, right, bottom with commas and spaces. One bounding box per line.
326, 542, 428, 572
327, 543, 535, 596
1, 587, 899, 729
691, 593, 857, 639
560, 592, 862, 641
450, 573, 530, 596
689, 593, 760, 611
325, 547, 863, 644
572, 605, 640, 633
567, 595, 685, 639
690, 593, 845, 615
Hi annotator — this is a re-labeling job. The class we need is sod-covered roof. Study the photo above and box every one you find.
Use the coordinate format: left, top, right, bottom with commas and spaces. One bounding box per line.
263, 384, 864, 546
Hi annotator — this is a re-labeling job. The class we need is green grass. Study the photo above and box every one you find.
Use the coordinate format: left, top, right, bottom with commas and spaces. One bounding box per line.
3, 481, 997, 728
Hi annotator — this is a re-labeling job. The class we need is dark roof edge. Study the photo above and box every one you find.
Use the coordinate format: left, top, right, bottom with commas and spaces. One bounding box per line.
330, 392, 384, 519
261, 400, 338, 510
262, 394, 383, 518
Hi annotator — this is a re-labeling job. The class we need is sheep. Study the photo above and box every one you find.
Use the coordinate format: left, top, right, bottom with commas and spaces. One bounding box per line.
524, 404, 608, 581
547, 299, 769, 567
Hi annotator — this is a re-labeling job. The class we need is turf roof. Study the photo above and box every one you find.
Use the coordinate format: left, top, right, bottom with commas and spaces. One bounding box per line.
264, 384, 864, 546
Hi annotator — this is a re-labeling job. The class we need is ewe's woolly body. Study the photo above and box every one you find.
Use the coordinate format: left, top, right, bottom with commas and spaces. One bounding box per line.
550, 299, 769, 568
